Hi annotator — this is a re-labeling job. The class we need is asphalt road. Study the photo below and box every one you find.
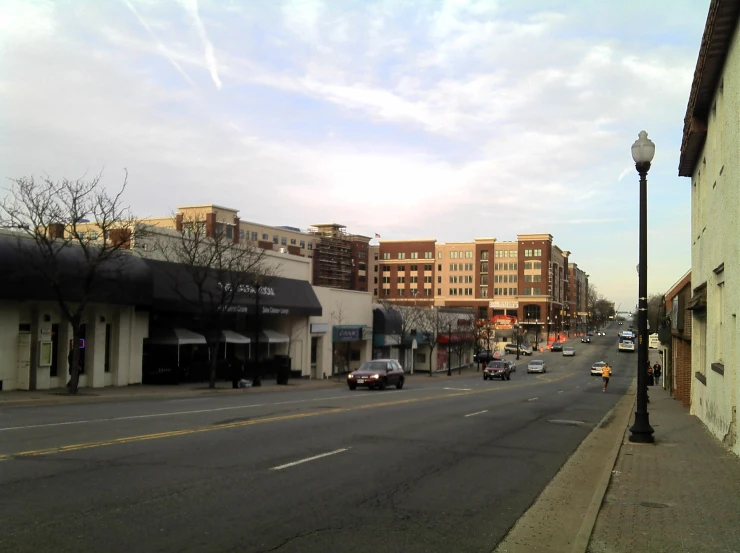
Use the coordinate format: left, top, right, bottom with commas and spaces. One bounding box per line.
0, 324, 633, 553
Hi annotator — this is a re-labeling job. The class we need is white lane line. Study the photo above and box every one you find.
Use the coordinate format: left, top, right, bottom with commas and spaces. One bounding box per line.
0, 391, 419, 432
270, 448, 350, 471
558, 390, 564, 394
443, 387, 472, 391
465, 410, 488, 418
528, 397, 539, 402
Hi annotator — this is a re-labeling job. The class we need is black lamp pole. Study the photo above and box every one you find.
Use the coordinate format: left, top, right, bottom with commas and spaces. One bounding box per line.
447, 324, 452, 376
515, 324, 520, 360
629, 131, 655, 444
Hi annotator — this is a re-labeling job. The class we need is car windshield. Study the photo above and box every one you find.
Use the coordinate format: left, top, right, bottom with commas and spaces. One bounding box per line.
357, 361, 389, 372
593, 362, 605, 367
564, 347, 574, 352
529, 360, 543, 365
487, 362, 506, 368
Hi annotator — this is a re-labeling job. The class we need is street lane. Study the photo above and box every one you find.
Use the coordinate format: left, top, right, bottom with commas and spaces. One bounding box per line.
0, 326, 633, 553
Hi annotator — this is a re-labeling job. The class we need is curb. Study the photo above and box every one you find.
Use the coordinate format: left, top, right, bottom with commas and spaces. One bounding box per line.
493, 378, 637, 553
571, 382, 637, 552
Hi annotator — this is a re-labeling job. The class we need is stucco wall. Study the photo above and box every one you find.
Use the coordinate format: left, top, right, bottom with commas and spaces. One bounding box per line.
309, 287, 373, 379
690, 22, 740, 455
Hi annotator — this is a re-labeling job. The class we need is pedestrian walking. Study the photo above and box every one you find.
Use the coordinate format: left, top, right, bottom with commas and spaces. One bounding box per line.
653, 362, 662, 386
647, 362, 655, 386
601, 362, 612, 392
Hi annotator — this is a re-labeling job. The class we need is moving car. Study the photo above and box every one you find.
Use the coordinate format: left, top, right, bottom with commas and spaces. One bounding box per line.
562, 346, 576, 357
581, 336, 591, 343
550, 341, 564, 352
591, 361, 606, 376
483, 360, 511, 380
504, 343, 532, 356
527, 359, 547, 374
506, 360, 517, 373
474, 350, 497, 364
348, 359, 405, 390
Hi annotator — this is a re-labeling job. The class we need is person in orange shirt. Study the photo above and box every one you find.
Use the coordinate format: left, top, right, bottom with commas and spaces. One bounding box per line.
601, 363, 612, 392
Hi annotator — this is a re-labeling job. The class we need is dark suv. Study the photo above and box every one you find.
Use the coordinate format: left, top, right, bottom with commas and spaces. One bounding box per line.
483, 360, 511, 381
550, 341, 564, 352
474, 350, 496, 363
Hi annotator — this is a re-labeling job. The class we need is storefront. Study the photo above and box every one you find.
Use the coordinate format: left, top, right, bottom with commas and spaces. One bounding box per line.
332, 325, 372, 374
372, 305, 402, 360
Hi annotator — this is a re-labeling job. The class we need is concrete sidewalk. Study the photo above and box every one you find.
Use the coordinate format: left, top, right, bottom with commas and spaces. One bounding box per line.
587, 384, 740, 553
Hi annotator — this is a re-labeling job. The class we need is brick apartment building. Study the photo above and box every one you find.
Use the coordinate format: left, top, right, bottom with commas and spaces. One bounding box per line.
664, 271, 692, 407
377, 233, 581, 341
142, 205, 371, 292
568, 263, 590, 333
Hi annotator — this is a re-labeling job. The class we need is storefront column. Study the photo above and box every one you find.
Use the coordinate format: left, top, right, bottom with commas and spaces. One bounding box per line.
86, 310, 107, 388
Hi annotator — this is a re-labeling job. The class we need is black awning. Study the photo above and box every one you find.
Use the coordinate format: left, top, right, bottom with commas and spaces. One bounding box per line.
0, 234, 152, 306
373, 305, 402, 335
147, 259, 322, 317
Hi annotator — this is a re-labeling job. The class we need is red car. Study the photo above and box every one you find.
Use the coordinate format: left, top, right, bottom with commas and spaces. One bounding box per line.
483, 360, 511, 381
348, 359, 405, 390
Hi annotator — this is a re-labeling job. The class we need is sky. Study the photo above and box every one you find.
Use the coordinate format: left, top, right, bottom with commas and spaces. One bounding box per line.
0, 0, 709, 311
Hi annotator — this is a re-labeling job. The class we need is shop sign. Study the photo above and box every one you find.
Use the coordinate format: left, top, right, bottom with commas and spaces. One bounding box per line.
262, 307, 289, 315
334, 327, 362, 342
218, 282, 276, 296
311, 323, 329, 334
489, 301, 519, 309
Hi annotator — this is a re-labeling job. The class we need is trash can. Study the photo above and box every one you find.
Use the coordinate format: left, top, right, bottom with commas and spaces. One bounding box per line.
274, 355, 291, 385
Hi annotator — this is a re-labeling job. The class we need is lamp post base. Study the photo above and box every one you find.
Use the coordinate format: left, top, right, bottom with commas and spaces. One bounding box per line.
629, 412, 655, 443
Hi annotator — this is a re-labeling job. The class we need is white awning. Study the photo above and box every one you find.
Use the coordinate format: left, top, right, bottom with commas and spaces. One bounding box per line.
220, 330, 251, 344
146, 328, 207, 346
260, 330, 289, 344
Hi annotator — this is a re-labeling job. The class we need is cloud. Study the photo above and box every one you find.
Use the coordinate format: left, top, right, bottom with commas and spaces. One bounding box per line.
178, 0, 222, 89
0, 0, 708, 311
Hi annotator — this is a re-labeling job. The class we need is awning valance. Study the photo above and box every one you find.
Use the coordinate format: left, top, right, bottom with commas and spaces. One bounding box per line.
146, 327, 207, 346
147, 259, 322, 317
260, 330, 289, 343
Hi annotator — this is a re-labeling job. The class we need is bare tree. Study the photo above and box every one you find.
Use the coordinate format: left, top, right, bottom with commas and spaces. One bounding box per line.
380, 301, 423, 369
155, 213, 279, 388
0, 173, 136, 393
417, 307, 454, 376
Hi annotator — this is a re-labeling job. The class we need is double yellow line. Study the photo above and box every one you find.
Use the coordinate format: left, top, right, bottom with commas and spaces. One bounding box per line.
0, 372, 575, 462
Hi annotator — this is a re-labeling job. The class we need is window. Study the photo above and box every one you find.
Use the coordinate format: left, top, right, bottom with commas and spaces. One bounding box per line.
374, 276, 378, 284
480, 275, 488, 285
239, 229, 245, 239
251, 232, 258, 241
383, 253, 390, 260
494, 287, 502, 295
534, 249, 542, 256
383, 289, 390, 296
465, 288, 473, 296
424, 289, 432, 296
510, 275, 517, 283
511, 263, 518, 270
262, 233, 269, 240
374, 264, 378, 272
437, 264, 442, 271
308, 243, 313, 250
437, 276, 442, 283
383, 265, 391, 271
410, 264, 418, 271
410, 276, 418, 283
398, 276, 405, 283
450, 251, 457, 259
359, 263, 366, 271
466, 263, 473, 271
383, 276, 390, 284
524, 249, 532, 257
374, 288, 378, 296
449, 288, 457, 296
509, 287, 517, 295
424, 276, 432, 283
480, 262, 489, 273
449, 264, 454, 271
398, 289, 405, 296
495, 250, 501, 258
374, 252, 379, 260
481, 251, 489, 260
425, 252, 433, 259
464, 275, 473, 283
280, 237, 287, 246
299, 240, 305, 248
449, 276, 458, 283
466, 251, 473, 258
411, 252, 418, 259
480, 286, 488, 298
438, 252, 442, 258
437, 288, 442, 295
398, 253, 406, 259
509, 250, 517, 258
359, 276, 366, 283
533, 261, 541, 270
398, 265, 406, 272
424, 264, 433, 271
273, 235, 279, 244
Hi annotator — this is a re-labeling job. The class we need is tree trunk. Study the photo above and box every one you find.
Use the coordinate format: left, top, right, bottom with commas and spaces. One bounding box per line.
68, 323, 81, 395
208, 341, 219, 389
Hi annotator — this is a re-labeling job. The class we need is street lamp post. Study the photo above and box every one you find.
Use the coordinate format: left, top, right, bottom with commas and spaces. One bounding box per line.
514, 323, 521, 360
447, 323, 452, 376
629, 130, 656, 444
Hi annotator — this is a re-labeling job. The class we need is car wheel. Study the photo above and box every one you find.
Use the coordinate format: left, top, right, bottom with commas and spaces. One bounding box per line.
396, 377, 404, 390
483, 375, 488, 380
349, 383, 357, 390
